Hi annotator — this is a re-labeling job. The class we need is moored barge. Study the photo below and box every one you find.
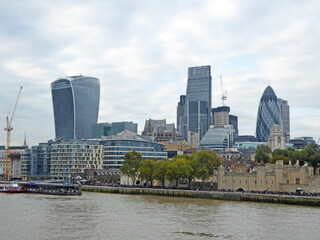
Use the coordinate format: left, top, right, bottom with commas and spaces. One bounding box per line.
21, 182, 82, 195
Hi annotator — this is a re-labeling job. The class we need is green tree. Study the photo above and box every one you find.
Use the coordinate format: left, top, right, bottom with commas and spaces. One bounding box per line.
195, 150, 221, 187
272, 149, 289, 157
153, 159, 170, 188
255, 150, 270, 163
120, 151, 142, 186
166, 158, 193, 188
257, 145, 272, 154
309, 153, 320, 174
270, 154, 291, 165
139, 159, 156, 187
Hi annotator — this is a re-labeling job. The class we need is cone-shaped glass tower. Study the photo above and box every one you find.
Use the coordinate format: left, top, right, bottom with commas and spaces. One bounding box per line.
256, 86, 283, 142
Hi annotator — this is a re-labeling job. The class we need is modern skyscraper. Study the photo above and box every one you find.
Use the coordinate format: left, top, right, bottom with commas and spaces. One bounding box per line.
177, 95, 187, 139
256, 86, 283, 142
177, 65, 212, 141
51, 75, 100, 139
278, 98, 290, 142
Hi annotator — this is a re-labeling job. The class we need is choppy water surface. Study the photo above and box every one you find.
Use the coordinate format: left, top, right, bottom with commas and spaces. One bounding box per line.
0, 192, 319, 239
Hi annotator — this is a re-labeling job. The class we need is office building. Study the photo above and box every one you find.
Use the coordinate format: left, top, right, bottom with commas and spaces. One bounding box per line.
91, 121, 138, 138
91, 123, 112, 138
141, 119, 182, 142
256, 86, 283, 142
278, 98, 290, 142
101, 130, 167, 169
177, 65, 212, 141
289, 137, 316, 149
51, 75, 100, 139
177, 95, 187, 139
0, 146, 27, 180
199, 125, 234, 151
111, 122, 137, 135
211, 106, 238, 141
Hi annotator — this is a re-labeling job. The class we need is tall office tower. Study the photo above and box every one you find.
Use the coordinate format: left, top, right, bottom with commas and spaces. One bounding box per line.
186, 65, 212, 140
177, 95, 187, 139
51, 75, 100, 139
256, 86, 283, 142
278, 98, 290, 142
229, 114, 238, 138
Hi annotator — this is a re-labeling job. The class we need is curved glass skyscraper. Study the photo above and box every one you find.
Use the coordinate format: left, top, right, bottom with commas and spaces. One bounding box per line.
256, 86, 283, 142
51, 76, 100, 139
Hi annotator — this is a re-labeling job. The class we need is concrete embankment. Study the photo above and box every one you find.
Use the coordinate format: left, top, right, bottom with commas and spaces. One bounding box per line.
82, 185, 320, 207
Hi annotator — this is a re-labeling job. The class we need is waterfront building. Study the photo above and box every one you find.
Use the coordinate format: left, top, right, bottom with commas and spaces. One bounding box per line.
21, 142, 52, 179
0, 146, 27, 180
256, 86, 283, 142
177, 65, 212, 141
289, 137, 316, 149
51, 75, 100, 139
100, 130, 167, 169
278, 98, 290, 142
141, 119, 182, 142
268, 124, 285, 152
218, 160, 320, 193
50, 139, 103, 180
199, 125, 233, 151
91, 121, 138, 138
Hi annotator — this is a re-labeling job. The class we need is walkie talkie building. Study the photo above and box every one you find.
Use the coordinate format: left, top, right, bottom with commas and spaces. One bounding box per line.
256, 86, 283, 142
51, 76, 100, 140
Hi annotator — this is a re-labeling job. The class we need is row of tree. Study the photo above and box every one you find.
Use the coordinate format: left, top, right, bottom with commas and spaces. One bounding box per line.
120, 150, 221, 188
255, 144, 320, 173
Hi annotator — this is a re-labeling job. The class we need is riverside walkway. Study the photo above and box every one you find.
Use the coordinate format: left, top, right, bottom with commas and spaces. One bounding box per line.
82, 185, 320, 207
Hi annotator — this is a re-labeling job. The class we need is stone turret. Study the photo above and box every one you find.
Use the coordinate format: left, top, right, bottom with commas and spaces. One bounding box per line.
268, 124, 285, 151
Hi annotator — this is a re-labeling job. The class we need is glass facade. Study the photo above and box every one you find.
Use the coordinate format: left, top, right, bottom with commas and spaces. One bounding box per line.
100, 139, 167, 169
199, 125, 233, 151
256, 86, 283, 142
51, 76, 100, 139
111, 122, 137, 135
177, 66, 212, 141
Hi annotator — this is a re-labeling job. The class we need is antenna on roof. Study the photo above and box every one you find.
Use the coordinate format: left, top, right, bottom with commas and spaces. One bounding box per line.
220, 75, 227, 106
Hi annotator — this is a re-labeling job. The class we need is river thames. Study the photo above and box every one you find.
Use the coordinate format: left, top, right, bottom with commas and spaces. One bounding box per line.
1, 192, 320, 240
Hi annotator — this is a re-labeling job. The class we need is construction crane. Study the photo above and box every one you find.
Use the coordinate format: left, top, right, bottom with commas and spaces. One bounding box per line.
220, 75, 227, 106
4, 86, 22, 180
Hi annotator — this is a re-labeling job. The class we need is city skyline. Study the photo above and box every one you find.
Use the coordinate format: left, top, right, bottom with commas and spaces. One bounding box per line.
0, 1, 320, 146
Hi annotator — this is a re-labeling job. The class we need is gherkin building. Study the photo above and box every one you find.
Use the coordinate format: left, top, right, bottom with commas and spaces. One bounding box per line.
256, 86, 283, 142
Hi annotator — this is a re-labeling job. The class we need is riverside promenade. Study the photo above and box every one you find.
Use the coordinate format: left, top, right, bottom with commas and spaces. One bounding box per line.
82, 185, 320, 207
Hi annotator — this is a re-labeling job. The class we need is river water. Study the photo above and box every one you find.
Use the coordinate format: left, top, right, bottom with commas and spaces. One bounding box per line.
0, 192, 319, 240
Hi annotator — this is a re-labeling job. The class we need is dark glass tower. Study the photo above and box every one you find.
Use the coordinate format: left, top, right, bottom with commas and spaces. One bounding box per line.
177, 65, 212, 141
256, 86, 283, 142
51, 76, 100, 139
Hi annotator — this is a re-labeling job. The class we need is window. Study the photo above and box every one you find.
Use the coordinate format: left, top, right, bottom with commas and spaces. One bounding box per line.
296, 178, 300, 184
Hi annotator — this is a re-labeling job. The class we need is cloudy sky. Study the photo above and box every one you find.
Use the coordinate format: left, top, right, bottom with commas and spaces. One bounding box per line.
0, 0, 319, 146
